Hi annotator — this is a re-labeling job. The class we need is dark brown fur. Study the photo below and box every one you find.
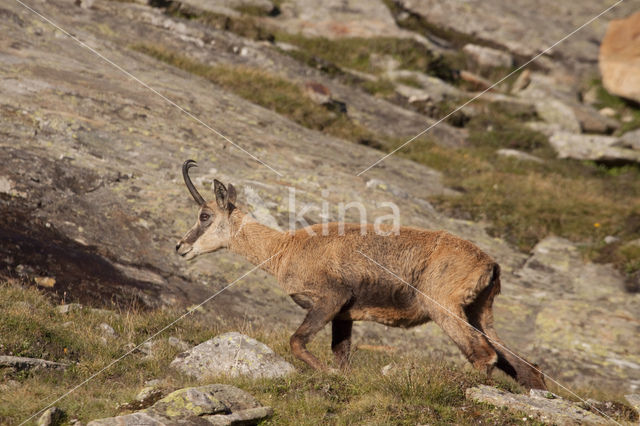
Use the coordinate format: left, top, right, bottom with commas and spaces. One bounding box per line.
177, 185, 547, 390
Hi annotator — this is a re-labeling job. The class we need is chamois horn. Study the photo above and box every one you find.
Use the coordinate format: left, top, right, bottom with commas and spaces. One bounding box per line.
182, 159, 206, 205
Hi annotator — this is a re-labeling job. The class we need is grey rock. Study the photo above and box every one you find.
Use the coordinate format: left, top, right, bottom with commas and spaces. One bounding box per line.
138, 341, 157, 357
496, 149, 544, 163
87, 411, 165, 426
88, 384, 271, 426
386, 70, 463, 104
603, 235, 619, 245
135, 386, 163, 404
463, 44, 513, 69
168, 336, 190, 351
380, 363, 395, 376
517, 72, 577, 102
620, 129, 640, 150
549, 132, 640, 164
75, 0, 95, 10
466, 385, 609, 425
0, 356, 68, 372
480, 93, 537, 117
394, 84, 431, 105
517, 72, 613, 136
152, 387, 228, 418
525, 121, 564, 137
170, 332, 295, 379
572, 104, 619, 134
37, 407, 64, 426
0, 176, 14, 194
513, 236, 640, 390
0, 175, 25, 197
535, 99, 581, 133
56, 303, 83, 314
98, 323, 117, 338
205, 406, 274, 425
113, 263, 167, 286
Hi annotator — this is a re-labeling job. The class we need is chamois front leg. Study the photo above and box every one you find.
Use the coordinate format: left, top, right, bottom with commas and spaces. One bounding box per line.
331, 319, 352, 370
290, 295, 347, 372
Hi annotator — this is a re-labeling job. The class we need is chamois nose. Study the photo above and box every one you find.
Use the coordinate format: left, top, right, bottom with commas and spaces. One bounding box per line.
175, 242, 181, 252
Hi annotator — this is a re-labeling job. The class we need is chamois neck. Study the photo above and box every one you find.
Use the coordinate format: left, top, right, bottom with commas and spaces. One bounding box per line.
228, 209, 288, 275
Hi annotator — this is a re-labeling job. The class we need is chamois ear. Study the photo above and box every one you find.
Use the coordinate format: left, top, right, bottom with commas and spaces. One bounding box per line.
213, 179, 228, 210
227, 183, 237, 206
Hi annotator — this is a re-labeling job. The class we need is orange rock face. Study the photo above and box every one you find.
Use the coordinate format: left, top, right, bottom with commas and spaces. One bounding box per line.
599, 11, 640, 103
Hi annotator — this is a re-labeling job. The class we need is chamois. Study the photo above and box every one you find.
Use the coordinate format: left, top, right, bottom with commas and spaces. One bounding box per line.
176, 160, 547, 390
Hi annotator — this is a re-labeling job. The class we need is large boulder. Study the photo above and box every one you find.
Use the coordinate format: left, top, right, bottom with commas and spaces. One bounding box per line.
599, 11, 640, 104
88, 384, 272, 426
170, 332, 295, 380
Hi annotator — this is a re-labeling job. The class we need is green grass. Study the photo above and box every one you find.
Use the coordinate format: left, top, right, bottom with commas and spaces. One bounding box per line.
0, 280, 549, 425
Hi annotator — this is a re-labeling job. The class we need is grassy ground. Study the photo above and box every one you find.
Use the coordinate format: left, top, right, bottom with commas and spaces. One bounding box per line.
0, 280, 560, 425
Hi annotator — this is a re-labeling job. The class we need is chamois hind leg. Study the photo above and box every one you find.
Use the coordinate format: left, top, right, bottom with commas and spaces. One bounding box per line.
331, 319, 353, 370
431, 303, 498, 376
290, 295, 347, 372
468, 280, 547, 390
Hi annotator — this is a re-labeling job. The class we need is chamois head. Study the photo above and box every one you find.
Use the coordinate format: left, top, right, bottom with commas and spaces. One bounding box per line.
176, 160, 237, 260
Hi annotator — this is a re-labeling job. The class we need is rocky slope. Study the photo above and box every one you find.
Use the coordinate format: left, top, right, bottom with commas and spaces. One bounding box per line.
1, 0, 639, 397
394, 0, 638, 73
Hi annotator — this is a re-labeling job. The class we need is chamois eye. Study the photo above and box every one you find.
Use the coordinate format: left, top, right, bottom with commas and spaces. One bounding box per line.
199, 213, 210, 222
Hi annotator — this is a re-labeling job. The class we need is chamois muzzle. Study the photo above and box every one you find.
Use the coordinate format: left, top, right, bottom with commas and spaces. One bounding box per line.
182, 159, 206, 205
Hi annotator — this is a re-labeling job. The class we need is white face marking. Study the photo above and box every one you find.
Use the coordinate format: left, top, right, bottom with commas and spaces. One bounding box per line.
177, 202, 231, 260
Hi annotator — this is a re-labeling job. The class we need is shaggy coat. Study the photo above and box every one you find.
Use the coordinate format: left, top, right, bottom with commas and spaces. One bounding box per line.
176, 169, 546, 390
